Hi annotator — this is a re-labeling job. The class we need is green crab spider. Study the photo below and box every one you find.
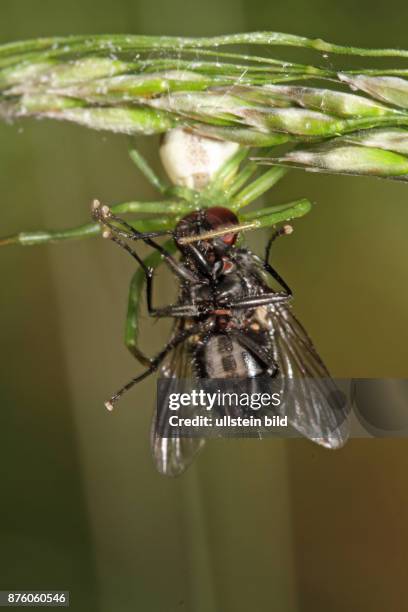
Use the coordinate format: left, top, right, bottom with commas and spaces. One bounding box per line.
0, 138, 312, 364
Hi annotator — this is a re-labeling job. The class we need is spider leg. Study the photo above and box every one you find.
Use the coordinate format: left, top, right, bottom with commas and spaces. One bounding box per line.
0, 206, 174, 248
124, 241, 175, 366
128, 147, 169, 194
232, 167, 288, 210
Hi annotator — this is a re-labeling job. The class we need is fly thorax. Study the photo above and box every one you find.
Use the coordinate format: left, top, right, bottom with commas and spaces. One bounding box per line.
214, 272, 245, 304
191, 284, 212, 302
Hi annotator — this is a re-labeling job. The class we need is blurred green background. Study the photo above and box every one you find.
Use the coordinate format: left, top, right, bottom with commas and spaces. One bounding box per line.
1, 1, 408, 611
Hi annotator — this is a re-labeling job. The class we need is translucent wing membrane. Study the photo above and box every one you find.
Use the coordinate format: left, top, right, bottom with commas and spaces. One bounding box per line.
269, 302, 350, 448
151, 331, 205, 477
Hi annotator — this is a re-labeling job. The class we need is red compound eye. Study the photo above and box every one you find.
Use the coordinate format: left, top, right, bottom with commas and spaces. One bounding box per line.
204, 207, 239, 245
205, 207, 238, 227
175, 206, 240, 250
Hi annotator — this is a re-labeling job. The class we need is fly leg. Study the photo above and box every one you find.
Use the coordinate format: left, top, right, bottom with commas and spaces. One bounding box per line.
264, 262, 292, 296
145, 265, 210, 318
92, 199, 200, 284
94, 206, 207, 361
226, 292, 292, 309
105, 324, 202, 411
99, 226, 202, 350
265, 224, 292, 267
109, 231, 205, 363
263, 225, 294, 296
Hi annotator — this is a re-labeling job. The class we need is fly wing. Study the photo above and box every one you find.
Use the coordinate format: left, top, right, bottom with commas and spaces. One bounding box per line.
151, 331, 205, 477
269, 302, 350, 448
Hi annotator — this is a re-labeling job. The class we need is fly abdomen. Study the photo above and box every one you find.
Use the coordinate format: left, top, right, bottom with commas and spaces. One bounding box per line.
197, 334, 263, 378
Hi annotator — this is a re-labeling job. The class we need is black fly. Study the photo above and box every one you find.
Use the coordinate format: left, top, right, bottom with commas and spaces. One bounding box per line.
93, 201, 349, 476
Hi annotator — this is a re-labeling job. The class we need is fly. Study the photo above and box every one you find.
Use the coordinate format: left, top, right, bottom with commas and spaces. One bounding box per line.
92, 200, 349, 476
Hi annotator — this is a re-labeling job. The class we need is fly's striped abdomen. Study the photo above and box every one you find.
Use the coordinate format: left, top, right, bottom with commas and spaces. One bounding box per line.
198, 334, 263, 378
